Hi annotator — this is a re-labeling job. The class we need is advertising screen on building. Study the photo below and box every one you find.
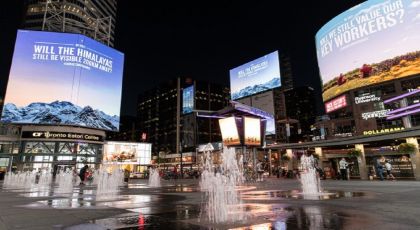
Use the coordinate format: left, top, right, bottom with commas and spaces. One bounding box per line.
1, 30, 124, 131
325, 95, 348, 113
104, 142, 151, 165
316, 0, 420, 102
182, 85, 194, 114
230, 51, 281, 100
244, 117, 261, 146
219, 117, 241, 146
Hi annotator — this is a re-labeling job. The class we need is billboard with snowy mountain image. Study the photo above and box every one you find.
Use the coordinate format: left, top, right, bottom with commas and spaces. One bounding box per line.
316, 0, 420, 102
1, 30, 124, 131
230, 51, 281, 100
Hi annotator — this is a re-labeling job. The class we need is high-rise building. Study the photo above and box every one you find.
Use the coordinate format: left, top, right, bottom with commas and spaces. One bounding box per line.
137, 78, 230, 154
23, 0, 117, 46
284, 86, 317, 142
279, 53, 294, 90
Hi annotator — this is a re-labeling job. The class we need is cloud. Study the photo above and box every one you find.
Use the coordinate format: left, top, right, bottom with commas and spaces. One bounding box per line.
410, 1, 420, 8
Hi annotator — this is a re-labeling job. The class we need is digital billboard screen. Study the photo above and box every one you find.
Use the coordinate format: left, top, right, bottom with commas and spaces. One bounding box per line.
230, 51, 281, 100
325, 95, 348, 113
219, 117, 241, 146
1, 30, 124, 131
316, 0, 420, 102
182, 85, 194, 114
244, 117, 261, 146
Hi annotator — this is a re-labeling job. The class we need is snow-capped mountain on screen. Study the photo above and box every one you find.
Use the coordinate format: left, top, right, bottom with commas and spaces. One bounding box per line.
1, 101, 119, 131
232, 78, 280, 100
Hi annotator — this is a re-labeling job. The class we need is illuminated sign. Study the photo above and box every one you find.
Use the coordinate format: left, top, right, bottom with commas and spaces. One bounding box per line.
244, 117, 261, 146
361, 109, 390, 120
334, 133, 353, 138
325, 95, 347, 113
355, 93, 381, 104
22, 131, 103, 141
141, 133, 147, 141
363, 127, 405, 136
182, 85, 194, 114
230, 51, 281, 100
219, 117, 241, 146
316, 0, 420, 102
1, 30, 124, 131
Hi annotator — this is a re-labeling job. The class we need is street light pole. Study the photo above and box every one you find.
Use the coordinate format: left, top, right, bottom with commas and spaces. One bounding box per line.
180, 143, 183, 179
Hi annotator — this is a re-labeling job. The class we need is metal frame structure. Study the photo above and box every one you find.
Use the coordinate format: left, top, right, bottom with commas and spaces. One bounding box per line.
41, 0, 112, 46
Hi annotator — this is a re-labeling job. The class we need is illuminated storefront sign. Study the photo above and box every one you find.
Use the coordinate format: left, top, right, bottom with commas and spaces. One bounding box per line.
22, 131, 103, 141
355, 93, 381, 104
334, 133, 353, 138
325, 95, 347, 113
361, 109, 390, 120
363, 127, 405, 136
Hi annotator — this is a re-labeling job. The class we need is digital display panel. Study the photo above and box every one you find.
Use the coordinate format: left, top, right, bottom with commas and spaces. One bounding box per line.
244, 117, 261, 146
104, 142, 151, 165
219, 117, 241, 146
325, 95, 348, 113
230, 51, 281, 100
182, 85, 194, 114
1, 30, 124, 131
316, 0, 420, 102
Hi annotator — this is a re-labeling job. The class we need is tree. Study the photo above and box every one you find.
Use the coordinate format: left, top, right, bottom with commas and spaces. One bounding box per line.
347, 149, 362, 158
281, 154, 290, 161
398, 143, 417, 154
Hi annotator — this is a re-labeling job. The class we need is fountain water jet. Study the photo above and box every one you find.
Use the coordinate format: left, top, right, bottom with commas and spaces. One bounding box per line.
55, 169, 74, 194
148, 168, 161, 187
3, 171, 37, 189
300, 153, 322, 195
96, 165, 124, 200
37, 169, 52, 187
200, 145, 244, 223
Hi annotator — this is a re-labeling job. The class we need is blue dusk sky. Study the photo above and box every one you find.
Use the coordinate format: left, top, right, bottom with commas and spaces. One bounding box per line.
3, 30, 124, 116
229, 50, 281, 94
316, 0, 420, 84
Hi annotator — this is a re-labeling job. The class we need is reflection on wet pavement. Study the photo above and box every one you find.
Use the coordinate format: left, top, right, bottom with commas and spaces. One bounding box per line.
83, 205, 355, 230
241, 190, 365, 200
23, 193, 185, 210
6, 181, 379, 229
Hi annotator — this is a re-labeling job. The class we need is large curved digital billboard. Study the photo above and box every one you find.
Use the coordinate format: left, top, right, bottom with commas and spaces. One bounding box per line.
1, 30, 124, 131
316, 0, 420, 102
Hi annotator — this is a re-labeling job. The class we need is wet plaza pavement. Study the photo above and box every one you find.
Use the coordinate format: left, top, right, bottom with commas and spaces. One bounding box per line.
1, 178, 420, 229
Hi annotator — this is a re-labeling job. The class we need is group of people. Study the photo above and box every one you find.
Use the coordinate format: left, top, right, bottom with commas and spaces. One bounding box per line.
373, 159, 396, 181
338, 157, 396, 181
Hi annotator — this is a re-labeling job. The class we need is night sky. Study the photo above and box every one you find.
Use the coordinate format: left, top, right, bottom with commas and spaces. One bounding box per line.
0, 1, 365, 116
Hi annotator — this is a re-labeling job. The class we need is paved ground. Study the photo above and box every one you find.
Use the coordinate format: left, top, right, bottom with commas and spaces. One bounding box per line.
1, 178, 420, 229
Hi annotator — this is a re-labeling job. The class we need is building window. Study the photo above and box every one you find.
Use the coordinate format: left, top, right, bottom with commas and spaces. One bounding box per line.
376, 118, 403, 129
25, 142, 55, 154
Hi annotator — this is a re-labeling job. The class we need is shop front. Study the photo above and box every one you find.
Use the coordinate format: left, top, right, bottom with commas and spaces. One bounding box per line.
271, 127, 420, 180
103, 141, 152, 179
18, 125, 106, 172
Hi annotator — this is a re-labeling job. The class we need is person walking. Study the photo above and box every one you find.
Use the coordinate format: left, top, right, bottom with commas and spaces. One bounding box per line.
385, 160, 396, 181
375, 159, 384, 181
79, 165, 89, 185
339, 158, 348, 180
